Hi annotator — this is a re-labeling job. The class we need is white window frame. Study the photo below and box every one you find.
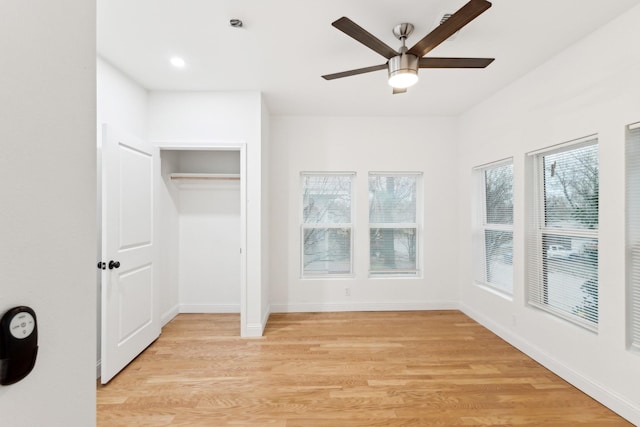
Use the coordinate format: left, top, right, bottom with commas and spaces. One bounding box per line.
527, 136, 599, 331
368, 172, 423, 278
300, 172, 355, 278
473, 158, 514, 295
626, 122, 640, 353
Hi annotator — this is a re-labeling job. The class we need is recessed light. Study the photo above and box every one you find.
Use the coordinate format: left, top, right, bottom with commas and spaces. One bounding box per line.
170, 57, 185, 68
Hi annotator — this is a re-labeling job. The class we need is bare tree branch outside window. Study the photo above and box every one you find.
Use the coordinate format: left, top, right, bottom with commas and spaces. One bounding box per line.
532, 142, 599, 327
302, 174, 352, 275
369, 174, 419, 275
481, 163, 513, 291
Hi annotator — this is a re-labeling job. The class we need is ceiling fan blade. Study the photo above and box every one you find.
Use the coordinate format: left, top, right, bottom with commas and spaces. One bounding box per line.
332, 17, 398, 60
419, 57, 494, 68
322, 63, 387, 80
408, 0, 492, 58
392, 87, 407, 95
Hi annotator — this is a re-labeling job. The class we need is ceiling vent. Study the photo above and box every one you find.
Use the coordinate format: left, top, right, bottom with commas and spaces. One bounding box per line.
436, 13, 459, 41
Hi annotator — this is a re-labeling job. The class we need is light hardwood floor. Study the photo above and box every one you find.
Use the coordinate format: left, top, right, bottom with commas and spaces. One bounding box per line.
97, 311, 632, 426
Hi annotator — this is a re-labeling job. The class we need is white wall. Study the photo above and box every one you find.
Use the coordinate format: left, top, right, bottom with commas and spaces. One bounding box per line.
457, 5, 640, 424
149, 91, 269, 336
0, 1, 96, 426
97, 57, 148, 142
269, 116, 459, 311
178, 182, 241, 312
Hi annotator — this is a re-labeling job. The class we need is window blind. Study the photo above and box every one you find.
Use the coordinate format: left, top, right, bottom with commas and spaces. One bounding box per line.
626, 124, 640, 351
368, 173, 421, 276
528, 140, 599, 330
475, 161, 514, 293
301, 173, 354, 277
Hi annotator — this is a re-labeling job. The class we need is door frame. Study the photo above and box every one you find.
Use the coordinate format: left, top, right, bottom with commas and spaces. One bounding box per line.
155, 141, 248, 336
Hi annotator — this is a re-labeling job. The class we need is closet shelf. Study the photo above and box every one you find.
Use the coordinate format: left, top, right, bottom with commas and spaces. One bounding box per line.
170, 173, 240, 181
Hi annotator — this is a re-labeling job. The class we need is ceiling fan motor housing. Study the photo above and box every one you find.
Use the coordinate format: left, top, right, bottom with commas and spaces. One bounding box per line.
388, 53, 419, 88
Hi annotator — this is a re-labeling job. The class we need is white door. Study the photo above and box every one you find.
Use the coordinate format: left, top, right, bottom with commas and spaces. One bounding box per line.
101, 124, 159, 384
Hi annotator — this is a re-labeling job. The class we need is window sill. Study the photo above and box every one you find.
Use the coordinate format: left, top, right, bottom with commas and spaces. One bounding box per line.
300, 275, 355, 281
368, 273, 422, 280
474, 281, 513, 301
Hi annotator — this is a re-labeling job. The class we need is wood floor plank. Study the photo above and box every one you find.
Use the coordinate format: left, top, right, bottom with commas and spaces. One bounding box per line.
97, 311, 633, 426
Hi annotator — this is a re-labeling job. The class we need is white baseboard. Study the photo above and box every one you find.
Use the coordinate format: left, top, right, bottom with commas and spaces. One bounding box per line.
240, 305, 271, 338
179, 304, 240, 313
262, 305, 271, 331
244, 322, 264, 337
270, 301, 459, 313
460, 303, 640, 426
161, 304, 180, 326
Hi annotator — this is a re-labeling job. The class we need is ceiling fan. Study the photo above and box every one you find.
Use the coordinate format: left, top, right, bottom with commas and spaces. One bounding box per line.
322, 0, 494, 94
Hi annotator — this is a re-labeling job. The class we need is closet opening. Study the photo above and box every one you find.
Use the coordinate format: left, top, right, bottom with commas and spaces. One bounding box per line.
157, 145, 247, 336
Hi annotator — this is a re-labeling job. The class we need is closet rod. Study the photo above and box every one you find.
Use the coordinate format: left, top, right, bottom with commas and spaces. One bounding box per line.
170, 173, 240, 181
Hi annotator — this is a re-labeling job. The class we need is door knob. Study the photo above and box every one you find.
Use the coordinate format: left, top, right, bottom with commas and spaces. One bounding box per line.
108, 260, 120, 270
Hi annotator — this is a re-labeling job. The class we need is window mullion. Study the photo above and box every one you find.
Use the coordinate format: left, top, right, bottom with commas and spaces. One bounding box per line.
484, 223, 513, 232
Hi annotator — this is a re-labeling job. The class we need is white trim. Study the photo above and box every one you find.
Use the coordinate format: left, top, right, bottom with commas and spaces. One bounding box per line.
369, 222, 417, 228
472, 157, 514, 171
161, 304, 179, 327
303, 223, 352, 229
460, 303, 640, 426
628, 122, 640, 131
301, 272, 355, 280
526, 134, 598, 156
474, 281, 514, 301
483, 223, 513, 231
245, 323, 265, 338
301, 171, 357, 176
540, 227, 599, 238
179, 304, 240, 313
270, 301, 459, 313
528, 301, 598, 333
261, 307, 271, 334
154, 141, 246, 150
368, 171, 423, 176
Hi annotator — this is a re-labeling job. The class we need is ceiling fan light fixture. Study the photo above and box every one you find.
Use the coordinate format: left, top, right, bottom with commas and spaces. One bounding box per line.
170, 57, 186, 68
388, 53, 419, 89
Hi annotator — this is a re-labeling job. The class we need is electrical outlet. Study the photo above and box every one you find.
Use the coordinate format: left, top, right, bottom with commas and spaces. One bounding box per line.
345, 287, 351, 297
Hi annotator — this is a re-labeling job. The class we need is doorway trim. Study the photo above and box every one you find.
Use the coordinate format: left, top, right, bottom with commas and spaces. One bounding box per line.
155, 141, 248, 336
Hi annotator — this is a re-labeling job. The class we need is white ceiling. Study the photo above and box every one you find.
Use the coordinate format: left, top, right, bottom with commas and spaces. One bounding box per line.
97, 0, 640, 116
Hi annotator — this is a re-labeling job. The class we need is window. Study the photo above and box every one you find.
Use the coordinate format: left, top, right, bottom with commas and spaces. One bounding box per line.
301, 173, 354, 277
626, 123, 640, 351
474, 160, 514, 294
528, 137, 599, 330
368, 173, 421, 276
